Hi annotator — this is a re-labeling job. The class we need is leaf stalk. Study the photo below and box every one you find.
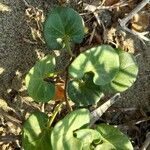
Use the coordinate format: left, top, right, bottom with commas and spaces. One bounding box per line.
64, 36, 75, 57
48, 102, 63, 128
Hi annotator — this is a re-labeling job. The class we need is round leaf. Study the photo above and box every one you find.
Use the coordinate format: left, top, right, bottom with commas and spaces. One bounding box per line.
96, 124, 133, 150
51, 109, 90, 150
43, 6, 85, 50
22, 112, 52, 150
68, 73, 103, 106
102, 50, 138, 92
25, 55, 55, 102
69, 45, 120, 85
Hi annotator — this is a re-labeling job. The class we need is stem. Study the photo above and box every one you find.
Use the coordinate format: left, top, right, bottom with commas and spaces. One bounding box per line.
64, 36, 75, 57
48, 102, 63, 128
64, 69, 73, 112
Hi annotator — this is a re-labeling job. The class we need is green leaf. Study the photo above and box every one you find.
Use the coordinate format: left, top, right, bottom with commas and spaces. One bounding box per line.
95, 143, 115, 150
68, 72, 103, 106
75, 129, 101, 150
102, 50, 138, 92
51, 109, 90, 150
22, 112, 52, 150
43, 6, 85, 50
25, 55, 55, 102
69, 45, 120, 85
96, 124, 133, 150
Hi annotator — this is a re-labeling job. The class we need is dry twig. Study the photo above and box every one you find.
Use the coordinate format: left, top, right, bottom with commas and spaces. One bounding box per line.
88, 22, 97, 44
22, 0, 30, 7
0, 135, 20, 142
141, 133, 150, 150
0, 109, 22, 127
83, 1, 128, 11
84, 1, 128, 42
90, 93, 121, 126
119, 0, 150, 42
118, 116, 150, 128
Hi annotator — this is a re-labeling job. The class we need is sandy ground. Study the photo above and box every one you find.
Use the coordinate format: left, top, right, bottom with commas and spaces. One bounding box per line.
119, 38, 150, 108
0, 0, 37, 96
0, 0, 150, 109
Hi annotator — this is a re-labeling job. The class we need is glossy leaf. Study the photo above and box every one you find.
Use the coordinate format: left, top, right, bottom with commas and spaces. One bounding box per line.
69, 45, 120, 85
25, 56, 55, 102
44, 6, 85, 50
95, 143, 115, 150
51, 109, 90, 150
22, 112, 52, 150
96, 124, 133, 150
102, 50, 138, 92
75, 129, 101, 150
68, 72, 103, 106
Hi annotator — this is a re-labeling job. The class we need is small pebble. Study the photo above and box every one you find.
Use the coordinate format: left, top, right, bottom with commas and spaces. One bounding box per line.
99, 9, 112, 27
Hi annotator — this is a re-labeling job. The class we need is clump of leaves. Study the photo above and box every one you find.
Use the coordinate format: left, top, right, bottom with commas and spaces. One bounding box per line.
23, 6, 138, 150
23, 109, 133, 150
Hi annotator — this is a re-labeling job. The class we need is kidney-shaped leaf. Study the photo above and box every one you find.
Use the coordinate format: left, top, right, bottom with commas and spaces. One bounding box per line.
22, 112, 52, 150
44, 6, 85, 50
102, 50, 138, 92
51, 109, 90, 150
75, 129, 101, 150
68, 72, 103, 106
25, 55, 55, 102
69, 45, 120, 85
96, 124, 133, 150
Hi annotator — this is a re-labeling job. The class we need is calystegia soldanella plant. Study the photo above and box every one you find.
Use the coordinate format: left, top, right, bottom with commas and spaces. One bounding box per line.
22, 6, 138, 150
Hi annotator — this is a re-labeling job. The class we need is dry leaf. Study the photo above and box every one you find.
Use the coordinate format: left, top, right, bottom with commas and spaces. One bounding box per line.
58, 0, 67, 4
25, 7, 45, 42
131, 11, 149, 32
0, 3, 11, 12
53, 83, 65, 101
103, 0, 119, 6
0, 99, 9, 111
